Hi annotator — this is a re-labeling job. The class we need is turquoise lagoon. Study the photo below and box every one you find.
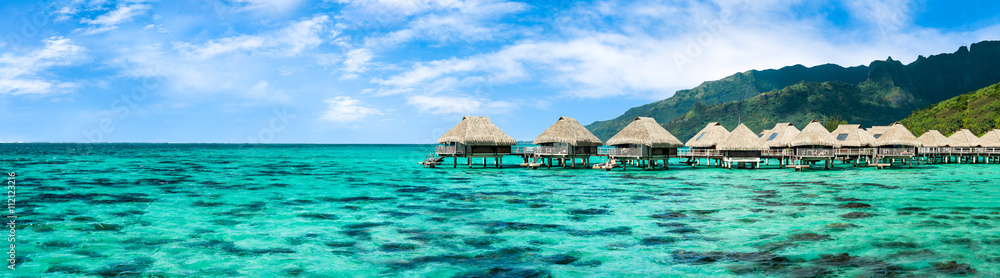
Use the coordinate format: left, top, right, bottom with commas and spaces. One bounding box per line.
3, 143, 999, 277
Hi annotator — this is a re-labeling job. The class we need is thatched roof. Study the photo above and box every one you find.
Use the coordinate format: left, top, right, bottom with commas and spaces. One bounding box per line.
438, 116, 516, 146
789, 120, 838, 147
761, 123, 800, 148
830, 124, 875, 147
685, 122, 730, 148
717, 123, 768, 151
917, 130, 948, 148
533, 117, 603, 146
946, 129, 980, 147
606, 117, 683, 148
866, 125, 891, 139
980, 129, 1000, 148
873, 123, 921, 147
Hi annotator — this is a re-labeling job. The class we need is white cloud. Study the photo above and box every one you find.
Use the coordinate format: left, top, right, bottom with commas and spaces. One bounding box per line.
176, 15, 330, 59
335, 0, 528, 49
230, 0, 306, 13
0, 37, 87, 95
406, 95, 515, 115
341, 48, 373, 78
79, 3, 152, 34
245, 81, 292, 103
373, 0, 1000, 101
0, 79, 78, 95
106, 15, 341, 107
335, 0, 466, 16
320, 96, 383, 122
143, 24, 168, 33
844, 0, 915, 37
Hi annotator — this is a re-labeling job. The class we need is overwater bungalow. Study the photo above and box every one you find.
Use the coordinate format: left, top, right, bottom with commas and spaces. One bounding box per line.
760, 123, 800, 166
762, 123, 800, 148
945, 129, 980, 163
980, 129, 1000, 149
918, 130, 948, 148
872, 123, 921, 168
531, 117, 603, 168
434, 116, 516, 168
682, 122, 730, 167
979, 129, 1000, 163
604, 117, 684, 170
947, 129, 980, 148
716, 123, 768, 169
830, 124, 876, 165
917, 130, 949, 163
788, 120, 838, 170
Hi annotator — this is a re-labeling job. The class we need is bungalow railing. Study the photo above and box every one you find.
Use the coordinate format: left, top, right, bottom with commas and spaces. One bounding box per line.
944, 147, 975, 154
918, 147, 940, 154
597, 146, 613, 155
879, 147, 915, 157
677, 149, 724, 157
435, 145, 465, 155
762, 149, 791, 156
796, 149, 834, 157
608, 147, 646, 157
512, 146, 536, 154
919, 147, 1000, 155
535, 145, 570, 155
834, 148, 875, 156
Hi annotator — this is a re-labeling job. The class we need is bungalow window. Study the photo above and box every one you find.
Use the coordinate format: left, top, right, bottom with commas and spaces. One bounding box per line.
767, 133, 779, 141
696, 132, 706, 141
836, 134, 849, 141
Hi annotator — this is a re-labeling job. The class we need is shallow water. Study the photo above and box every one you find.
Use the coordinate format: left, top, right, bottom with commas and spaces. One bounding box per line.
3, 143, 998, 277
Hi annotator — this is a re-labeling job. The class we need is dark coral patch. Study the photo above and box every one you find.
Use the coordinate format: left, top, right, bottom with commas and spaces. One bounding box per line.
651, 212, 686, 219
840, 212, 871, 219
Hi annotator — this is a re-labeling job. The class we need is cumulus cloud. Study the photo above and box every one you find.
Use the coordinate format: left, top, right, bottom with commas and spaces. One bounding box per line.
320, 96, 383, 122
0, 37, 86, 95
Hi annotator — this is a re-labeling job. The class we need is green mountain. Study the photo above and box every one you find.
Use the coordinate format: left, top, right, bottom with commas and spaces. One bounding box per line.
586, 40, 1000, 141
585, 64, 869, 140
900, 82, 1000, 137
661, 81, 894, 140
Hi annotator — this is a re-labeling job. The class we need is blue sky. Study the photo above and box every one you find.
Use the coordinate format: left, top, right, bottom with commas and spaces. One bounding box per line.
1, 0, 998, 143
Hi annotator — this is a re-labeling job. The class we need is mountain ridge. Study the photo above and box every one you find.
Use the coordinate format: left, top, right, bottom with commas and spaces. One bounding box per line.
585, 63, 869, 140
586, 40, 1000, 142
